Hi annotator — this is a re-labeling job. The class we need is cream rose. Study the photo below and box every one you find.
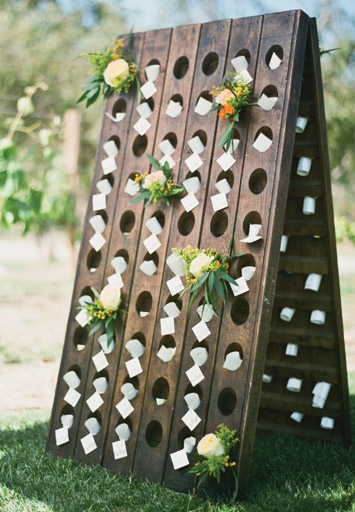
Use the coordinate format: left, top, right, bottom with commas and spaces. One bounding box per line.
103, 59, 129, 87
99, 284, 121, 310
215, 89, 234, 105
143, 170, 167, 189
197, 433, 224, 459
189, 253, 213, 279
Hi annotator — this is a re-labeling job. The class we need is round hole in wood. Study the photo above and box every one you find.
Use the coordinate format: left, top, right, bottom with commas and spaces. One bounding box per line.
146, 96, 154, 111
235, 253, 256, 279
249, 168, 267, 195
162, 132, 177, 149
164, 295, 182, 315
266, 45, 283, 68
114, 248, 129, 266
218, 387, 237, 415
151, 210, 165, 229
185, 170, 201, 182
233, 127, 240, 139
86, 410, 102, 424
99, 172, 114, 188
73, 326, 88, 351
224, 342, 243, 360
93, 368, 109, 381
196, 90, 212, 104
119, 210, 135, 234
231, 298, 249, 325
254, 126, 273, 144
123, 375, 139, 389
191, 339, 209, 353
242, 211, 262, 235
202, 52, 219, 75
210, 211, 228, 238
116, 416, 133, 431
178, 211, 195, 236
87, 248, 101, 273
79, 286, 95, 301
216, 169, 234, 190
143, 251, 159, 268
136, 291, 152, 317
152, 377, 169, 403
261, 84, 278, 102
108, 135, 121, 151
67, 364, 81, 380
173, 56, 189, 79
192, 129, 207, 148
170, 93, 183, 106
184, 383, 202, 400
94, 210, 108, 226
130, 332, 146, 346
112, 98, 127, 117
234, 48, 251, 63
145, 420, 163, 447
159, 335, 176, 350
177, 427, 192, 449
60, 404, 75, 418
147, 58, 160, 67
132, 134, 148, 157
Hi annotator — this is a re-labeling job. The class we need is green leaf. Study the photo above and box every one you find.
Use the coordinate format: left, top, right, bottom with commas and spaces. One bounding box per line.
214, 273, 226, 302
106, 318, 115, 344
217, 269, 236, 285
191, 272, 209, 292
218, 121, 234, 150
89, 320, 103, 336
77, 91, 89, 104
208, 271, 215, 295
146, 153, 161, 170
230, 252, 243, 259
187, 286, 201, 317
128, 191, 149, 205
90, 287, 100, 298
228, 235, 234, 254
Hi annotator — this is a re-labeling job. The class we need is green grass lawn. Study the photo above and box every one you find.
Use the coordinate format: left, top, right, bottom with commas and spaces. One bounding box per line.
0, 373, 354, 512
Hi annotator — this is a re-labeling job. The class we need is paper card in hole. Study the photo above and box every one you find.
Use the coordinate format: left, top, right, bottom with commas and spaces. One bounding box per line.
92, 350, 109, 372
269, 52, 282, 70
238, 69, 253, 83
163, 302, 181, 318
223, 351, 242, 371
187, 135, 205, 154
217, 152, 236, 171
184, 436, 196, 453
231, 55, 249, 72
215, 179, 231, 195
158, 139, 175, 156
146, 216, 163, 235
64, 387, 81, 407
262, 374, 273, 383
61, 414, 74, 429
125, 339, 145, 358
186, 364, 205, 387
89, 232, 106, 252
112, 439, 128, 460
141, 80, 157, 99
108, 272, 124, 289
81, 433, 97, 454
159, 154, 175, 169
185, 153, 203, 172
133, 117, 151, 136
285, 343, 298, 357
63, 370, 80, 389
75, 309, 92, 328
101, 156, 117, 175
116, 397, 134, 419
96, 179, 112, 195
143, 233, 161, 254
197, 304, 214, 322
230, 277, 249, 296
145, 64, 160, 82
160, 316, 175, 335
92, 193, 106, 211
89, 215, 106, 234
166, 100, 183, 118
290, 412, 304, 423
182, 408, 201, 431
258, 94, 278, 111
211, 192, 228, 212
166, 253, 186, 276
104, 112, 125, 123
98, 333, 115, 355
320, 417, 334, 430
157, 345, 176, 362
103, 140, 119, 158
252, 133, 272, 153
180, 192, 199, 213
136, 101, 153, 119
125, 357, 143, 378
139, 260, 157, 276
192, 320, 211, 342
170, 449, 189, 470
125, 178, 140, 197
240, 224, 262, 243
78, 295, 93, 307
166, 275, 184, 296
190, 347, 208, 367
111, 256, 127, 274
183, 177, 200, 194
225, 139, 240, 154
86, 391, 104, 413
55, 427, 69, 446
194, 96, 212, 116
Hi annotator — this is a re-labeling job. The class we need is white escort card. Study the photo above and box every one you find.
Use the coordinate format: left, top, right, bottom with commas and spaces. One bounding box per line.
190, 347, 208, 367
145, 64, 160, 82
63, 370, 80, 389
241, 266, 256, 281
143, 233, 161, 254
186, 364, 205, 387
163, 302, 181, 318
75, 309, 91, 328
115, 423, 131, 441
159, 154, 175, 169
225, 139, 240, 154
170, 449, 189, 470
89, 232, 106, 252
320, 417, 334, 430
238, 68, 253, 83
78, 295, 93, 307
136, 101, 153, 119
98, 333, 115, 355
217, 152, 236, 171
64, 387, 81, 407
101, 156, 117, 175
125, 339, 145, 358
182, 408, 201, 431
303, 196, 316, 215
280, 307, 296, 322
240, 224, 262, 243
258, 94, 278, 111
269, 52, 282, 70
194, 96, 212, 116
166, 100, 183, 118
286, 377, 302, 392
108, 272, 124, 288
166, 253, 186, 276
262, 374, 273, 383
211, 192, 228, 212
55, 427, 69, 446
285, 343, 299, 357
85, 417, 101, 436
125, 357, 143, 378
192, 320, 211, 342
304, 273, 322, 292
133, 117, 151, 136
252, 133, 272, 153
121, 383, 138, 400
183, 177, 200, 194
60, 414, 74, 429
89, 215, 106, 234
297, 156, 313, 177
310, 309, 326, 325
103, 140, 119, 158
92, 350, 109, 372
96, 179, 112, 195
215, 179, 231, 195
93, 376, 108, 394
230, 277, 249, 296
125, 178, 140, 197
280, 234, 289, 252
111, 256, 127, 274
81, 433, 97, 454
312, 381, 331, 408
296, 116, 309, 134
184, 436, 196, 453
290, 411, 304, 423
185, 153, 203, 172
116, 397, 134, 419
231, 55, 248, 72
112, 439, 128, 460
223, 351, 242, 371
197, 304, 214, 323
105, 112, 125, 123
92, 193, 106, 212
157, 345, 176, 362
187, 136, 205, 154
160, 316, 175, 335
180, 192, 199, 212
158, 139, 175, 156
166, 275, 184, 296
139, 260, 157, 276
141, 80, 157, 99
184, 392, 201, 410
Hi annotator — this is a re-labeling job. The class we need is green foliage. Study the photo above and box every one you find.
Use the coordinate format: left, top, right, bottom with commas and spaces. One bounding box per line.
335, 216, 355, 245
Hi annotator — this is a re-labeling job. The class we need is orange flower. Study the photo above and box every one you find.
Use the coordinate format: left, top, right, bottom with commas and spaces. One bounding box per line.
218, 107, 227, 121
224, 104, 234, 116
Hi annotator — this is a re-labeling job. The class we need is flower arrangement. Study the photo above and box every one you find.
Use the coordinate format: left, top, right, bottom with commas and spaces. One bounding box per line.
189, 424, 239, 495
79, 285, 124, 343
210, 72, 255, 151
172, 238, 242, 316
129, 154, 185, 206
78, 31, 140, 108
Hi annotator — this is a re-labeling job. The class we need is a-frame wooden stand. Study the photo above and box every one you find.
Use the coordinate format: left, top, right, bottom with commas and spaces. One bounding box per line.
46, 10, 351, 496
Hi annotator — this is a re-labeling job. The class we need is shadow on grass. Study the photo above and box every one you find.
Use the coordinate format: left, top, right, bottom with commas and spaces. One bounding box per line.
0, 385, 354, 512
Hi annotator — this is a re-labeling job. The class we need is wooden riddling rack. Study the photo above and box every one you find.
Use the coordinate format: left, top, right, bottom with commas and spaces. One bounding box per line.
46, 10, 351, 496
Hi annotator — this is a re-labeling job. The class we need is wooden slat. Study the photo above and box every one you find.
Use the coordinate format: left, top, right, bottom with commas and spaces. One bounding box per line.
278, 255, 328, 274
256, 420, 343, 443
273, 291, 332, 310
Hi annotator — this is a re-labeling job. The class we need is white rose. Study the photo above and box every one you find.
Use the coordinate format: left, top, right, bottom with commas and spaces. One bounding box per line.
103, 58, 130, 87
143, 170, 167, 189
197, 433, 224, 459
99, 285, 121, 310
189, 253, 213, 278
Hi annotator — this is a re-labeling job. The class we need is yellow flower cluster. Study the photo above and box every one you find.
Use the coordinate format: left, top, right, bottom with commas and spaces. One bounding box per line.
134, 172, 148, 183
210, 85, 222, 97
223, 454, 236, 467
107, 38, 124, 59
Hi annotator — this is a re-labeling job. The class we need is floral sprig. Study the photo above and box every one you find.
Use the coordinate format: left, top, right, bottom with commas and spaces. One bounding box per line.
172, 238, 242, 316
189, 424, 239, 495
79, 285, 125, 344
129, 154, 185, 206
77, 31, 140, 108
210, 72, 256, 151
